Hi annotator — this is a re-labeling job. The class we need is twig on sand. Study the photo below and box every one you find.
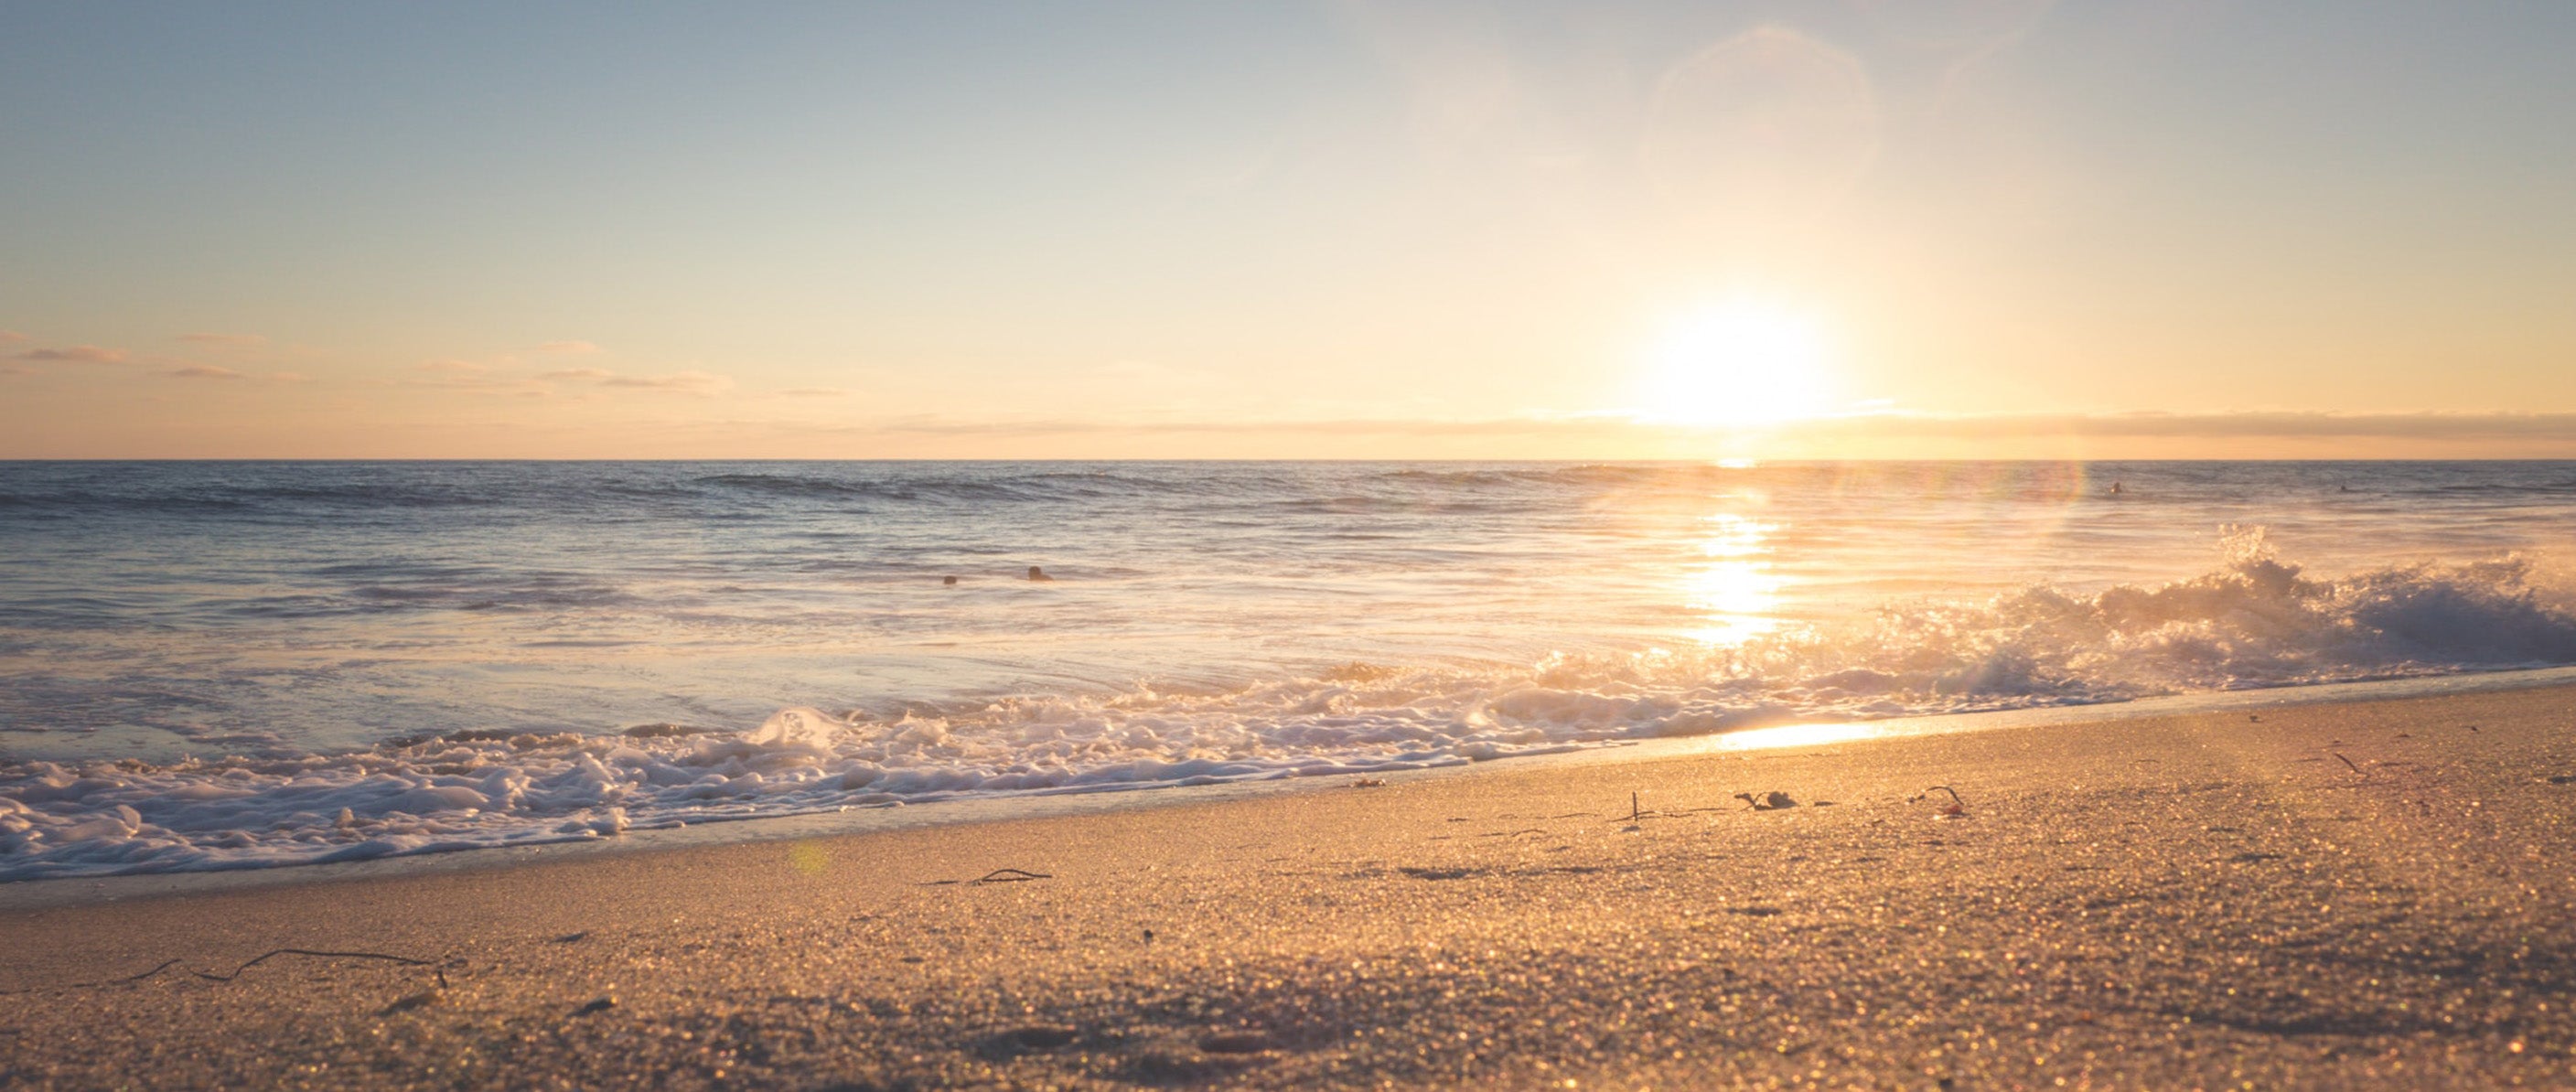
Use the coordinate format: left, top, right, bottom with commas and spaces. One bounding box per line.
1909, 785, 1969, 819
1613, 791, 1677, 827
1734, 791, 1797, 811
925, 867, 1056, 886
106, 958, 188, 986
1613, 792, 1647, 830
2333, 753, 2365, 776
193, 948, 449, 989
10, 948, 450, 995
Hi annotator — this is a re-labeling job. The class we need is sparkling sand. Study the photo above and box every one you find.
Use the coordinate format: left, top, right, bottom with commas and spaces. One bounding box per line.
4, 684, 2574, 1088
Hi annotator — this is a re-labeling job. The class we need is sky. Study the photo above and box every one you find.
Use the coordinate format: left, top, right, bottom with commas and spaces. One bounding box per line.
4, 0, 2574, 459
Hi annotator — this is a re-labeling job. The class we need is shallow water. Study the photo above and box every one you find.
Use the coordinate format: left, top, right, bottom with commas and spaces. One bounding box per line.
5, 460, 2575, 878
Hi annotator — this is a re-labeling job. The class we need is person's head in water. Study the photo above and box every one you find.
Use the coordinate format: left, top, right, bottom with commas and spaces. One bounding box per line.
1027, 566, 1053, 582
942, 575, 958, 585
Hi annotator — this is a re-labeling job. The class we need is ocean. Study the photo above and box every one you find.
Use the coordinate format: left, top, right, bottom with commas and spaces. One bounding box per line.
5, 459, 2575, 880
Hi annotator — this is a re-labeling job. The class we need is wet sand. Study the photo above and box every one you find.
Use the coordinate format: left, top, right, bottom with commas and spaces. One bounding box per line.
4, 684, 2574, 1089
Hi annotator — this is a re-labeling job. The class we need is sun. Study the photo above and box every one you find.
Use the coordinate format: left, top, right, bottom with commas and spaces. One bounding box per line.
1636, 299, 1835, 428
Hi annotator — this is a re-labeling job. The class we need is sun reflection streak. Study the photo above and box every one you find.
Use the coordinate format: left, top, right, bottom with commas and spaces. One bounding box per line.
1711, 721, 1892, 752
1681, 513, 1785, 646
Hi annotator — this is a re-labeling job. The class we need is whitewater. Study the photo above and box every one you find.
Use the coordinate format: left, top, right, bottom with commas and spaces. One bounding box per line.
5, 460, 2576, 879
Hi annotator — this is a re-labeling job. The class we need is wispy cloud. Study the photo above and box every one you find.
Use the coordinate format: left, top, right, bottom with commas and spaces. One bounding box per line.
16, 345, 128, 363
160, 365, 313, 383
538, 367, 731, 394
777, 387, 851, 398
866, 415, 1603, 439
537, 340, 601, 355
601, 370, 730, 393
416, 359, 489, 373
0, 330, 26, 344
177, 332, 268, 347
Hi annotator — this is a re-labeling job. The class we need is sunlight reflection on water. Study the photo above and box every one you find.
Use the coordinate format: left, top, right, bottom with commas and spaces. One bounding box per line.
1682, 512, 1785, 646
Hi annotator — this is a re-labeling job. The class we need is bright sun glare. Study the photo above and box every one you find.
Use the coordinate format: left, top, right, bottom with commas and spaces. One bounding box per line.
1637, 299, 1835, 428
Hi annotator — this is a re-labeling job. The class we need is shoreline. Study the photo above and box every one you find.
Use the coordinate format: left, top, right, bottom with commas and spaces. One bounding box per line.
9, 663, 2575, 912
4, 679, 2573, 1087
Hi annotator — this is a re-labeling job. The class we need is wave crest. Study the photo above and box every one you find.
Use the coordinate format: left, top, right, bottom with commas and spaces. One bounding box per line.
7, 540, 2575, 880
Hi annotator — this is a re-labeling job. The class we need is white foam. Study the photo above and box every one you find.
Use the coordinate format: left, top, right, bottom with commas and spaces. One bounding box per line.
6, 536, 2574, 881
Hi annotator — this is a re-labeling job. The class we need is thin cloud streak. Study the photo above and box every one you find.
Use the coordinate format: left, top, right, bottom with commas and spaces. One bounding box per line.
600, 370, 729, 393
869, 410, 2576, 443
1807, 410, 2576, 442
16, 345, 128, 363
536, 367, 732, 394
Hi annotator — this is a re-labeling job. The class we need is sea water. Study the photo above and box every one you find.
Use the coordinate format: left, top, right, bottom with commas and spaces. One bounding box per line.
5, 460, 2574, 879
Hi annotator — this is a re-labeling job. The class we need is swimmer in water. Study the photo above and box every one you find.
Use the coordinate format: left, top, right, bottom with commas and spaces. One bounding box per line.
942, 575, 958, 585
2109, 481, 2123, 495
1026, 566, 1054, 582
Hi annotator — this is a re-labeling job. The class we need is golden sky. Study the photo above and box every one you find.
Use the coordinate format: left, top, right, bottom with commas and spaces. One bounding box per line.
5, 2, 2574, 458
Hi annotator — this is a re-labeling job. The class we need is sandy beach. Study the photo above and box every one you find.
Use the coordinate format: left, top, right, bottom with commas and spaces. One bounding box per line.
14, 1, 2576, 1086
5, 682, 2574, 1089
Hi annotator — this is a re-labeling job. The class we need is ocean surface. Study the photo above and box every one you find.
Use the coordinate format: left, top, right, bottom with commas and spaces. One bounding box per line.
5, 459, 2576, 880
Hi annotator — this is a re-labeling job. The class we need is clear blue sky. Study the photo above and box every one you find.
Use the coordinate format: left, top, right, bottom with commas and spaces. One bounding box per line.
5, 1, 2574, 456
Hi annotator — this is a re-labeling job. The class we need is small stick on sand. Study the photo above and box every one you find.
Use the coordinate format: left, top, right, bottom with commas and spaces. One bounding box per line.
198, 949, 452, 990
1909, 785, 1969, 818
12, 948, 454, 996
1613, 792, 1674, 824
921, 867, 1054, 886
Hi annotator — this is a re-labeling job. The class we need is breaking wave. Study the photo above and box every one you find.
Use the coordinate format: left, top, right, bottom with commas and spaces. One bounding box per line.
7, 531, 2573, 881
